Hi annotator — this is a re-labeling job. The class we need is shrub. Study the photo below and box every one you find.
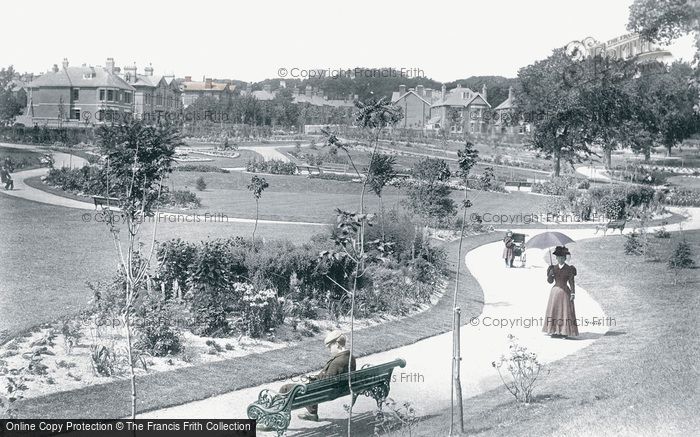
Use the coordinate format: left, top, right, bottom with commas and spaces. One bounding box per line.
624, 231, 646, 256
90, 345, 117, 377
238, 283, 284, 338
175, 164, 229, 173
164, 189, 201, 208
134, 292, 183, 357
492, 334, 547, 403
246, 158, 297, 175
599, 194, 626, 220
661, 187, 700, 207
474, 167, 506, 192
195, 176, 207, 191
668, 239, 695, 270
531, 176, 579, 195
308, 173, 358, 182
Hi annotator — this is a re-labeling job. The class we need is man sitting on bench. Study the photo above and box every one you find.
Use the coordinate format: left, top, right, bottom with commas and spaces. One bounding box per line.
277, 330, 356, 423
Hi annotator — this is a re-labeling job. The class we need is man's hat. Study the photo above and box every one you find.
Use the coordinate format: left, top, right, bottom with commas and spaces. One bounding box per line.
324, 330, 344, 346
553, 246, 570, 257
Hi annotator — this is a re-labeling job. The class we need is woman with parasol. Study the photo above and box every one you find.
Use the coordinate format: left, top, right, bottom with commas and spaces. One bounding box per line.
542, 246, 579, 338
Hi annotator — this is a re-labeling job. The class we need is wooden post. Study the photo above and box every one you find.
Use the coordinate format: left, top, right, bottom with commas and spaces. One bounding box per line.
452, 307, 464, 434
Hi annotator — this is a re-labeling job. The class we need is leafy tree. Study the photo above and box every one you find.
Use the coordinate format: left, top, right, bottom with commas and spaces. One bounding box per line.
366, 154, 397, 238
247, 175, 269, 242
95, 119, 182, 419
195, 176, 207, 191
628, 0, 700, 56
0, 66, 22, 126
516, 49, 595, 175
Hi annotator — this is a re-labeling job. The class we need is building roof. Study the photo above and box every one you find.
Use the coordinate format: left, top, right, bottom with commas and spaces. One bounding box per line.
181, 81, 229, 92
391, 90, 432, 106
494, 95, 515, 111
432, 86, 490, 108
251, 89, 276, 101
29, 66, 135, 90
293, 94, 354, 107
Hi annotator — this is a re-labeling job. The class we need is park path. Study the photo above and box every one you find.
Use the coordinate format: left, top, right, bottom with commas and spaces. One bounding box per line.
576, 165, 612, 183
140, 207, 699, 435
0, 143, 324, 227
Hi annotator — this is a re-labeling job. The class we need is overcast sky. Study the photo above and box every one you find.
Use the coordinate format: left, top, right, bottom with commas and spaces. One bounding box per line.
2, 0, 695, 82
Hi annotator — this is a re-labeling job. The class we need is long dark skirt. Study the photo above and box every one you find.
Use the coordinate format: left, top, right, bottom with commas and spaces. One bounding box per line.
542, 286, 579, 336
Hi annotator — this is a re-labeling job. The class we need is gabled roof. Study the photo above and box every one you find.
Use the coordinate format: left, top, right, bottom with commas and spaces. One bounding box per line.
494, 95, 515, 110
181, 81, 230, 92
29, 66, 135, 90
432, 87, 490, 108
391, 90, 432, 106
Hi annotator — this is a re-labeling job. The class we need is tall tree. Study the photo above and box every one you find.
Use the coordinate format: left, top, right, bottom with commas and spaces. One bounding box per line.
516, 49, 594, 176
0, 66, 22, 126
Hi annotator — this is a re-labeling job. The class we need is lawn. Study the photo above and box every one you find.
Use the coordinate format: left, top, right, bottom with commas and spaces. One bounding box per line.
167, 169, 551, 223
408, 230, 700, 436
0, 146, 44, 171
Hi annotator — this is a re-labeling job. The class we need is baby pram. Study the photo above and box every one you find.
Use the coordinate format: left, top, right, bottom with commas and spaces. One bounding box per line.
511, 233, 526, 267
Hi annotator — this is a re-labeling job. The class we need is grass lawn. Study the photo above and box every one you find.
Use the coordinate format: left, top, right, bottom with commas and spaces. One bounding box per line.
0, 146, 44, 171
408, 230, 700, 436
169, 170, 551, 223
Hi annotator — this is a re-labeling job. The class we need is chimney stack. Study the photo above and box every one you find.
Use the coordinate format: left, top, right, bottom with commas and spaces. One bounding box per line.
416, 84, 424, 96
205, 78, 213, 89
481, 84, 488, 102
184, 75, 192, 82
441, 84, 446, 99
399, 84, 406, 95
124, 64, 137, 82
279, 80, 286, 89
52, 64, 59, 73
508, 86, 513, 100
62, 58, 69, 69
246, 82, 252, 93
144, 64, 154, 76
305, 86, 313, 98
105, 58, 115, 73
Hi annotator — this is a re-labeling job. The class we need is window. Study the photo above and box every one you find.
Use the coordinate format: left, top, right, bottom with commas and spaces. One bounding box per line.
124, 92, 131, 104
117, 91, 122, 102
71, 109, 81, 120
107, 90, 114, 101
99, 89, 106, 101
72, 89, 79, 101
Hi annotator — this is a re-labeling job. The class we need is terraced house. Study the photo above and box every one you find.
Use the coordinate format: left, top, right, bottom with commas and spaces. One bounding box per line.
119, 61, 181, 119
20, 58, 135, 127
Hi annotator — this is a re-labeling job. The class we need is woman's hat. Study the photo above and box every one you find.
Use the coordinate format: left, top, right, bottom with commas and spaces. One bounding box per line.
553, 246, 570, 257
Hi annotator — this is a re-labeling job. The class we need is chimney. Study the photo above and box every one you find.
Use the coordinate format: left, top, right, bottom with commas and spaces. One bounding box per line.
293, 86, 299, 96
279, 80, 286, 89
425, 89, 433, 99
184, 75, 192, 82
62, 58, 69, 69
124, 64, 137, 82
105, 58, 115, 73
416, 84, 424, 96
399, 84, 406, 95
246, 82, 252, 93
205, 78, 213, 89
52, 64, 59, 73
144, 64, 154, 76
481, 84, 488, 101
305, 86, 313, 98
508, 86, 513, 100
441, 84, 446, 99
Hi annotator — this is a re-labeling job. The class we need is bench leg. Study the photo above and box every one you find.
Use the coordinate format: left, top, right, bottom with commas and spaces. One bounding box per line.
248, 406, 290, 437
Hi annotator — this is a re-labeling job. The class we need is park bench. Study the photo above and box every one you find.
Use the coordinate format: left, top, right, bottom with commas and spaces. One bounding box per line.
595, 219, 626, 235
92, 195, 119, 209
247, 358, 406, 436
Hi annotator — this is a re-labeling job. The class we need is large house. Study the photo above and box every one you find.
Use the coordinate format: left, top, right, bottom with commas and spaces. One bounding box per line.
180, 77, 233, 107
391, 83, 490, 134
119, 61, 182, 118
20, 58, 135, 127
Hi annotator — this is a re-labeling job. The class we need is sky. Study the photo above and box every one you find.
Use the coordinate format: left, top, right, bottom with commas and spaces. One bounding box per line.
1, 0, 695, 82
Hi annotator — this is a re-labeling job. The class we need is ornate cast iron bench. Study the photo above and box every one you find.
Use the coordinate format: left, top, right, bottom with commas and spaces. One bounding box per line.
247, 358, 406, 436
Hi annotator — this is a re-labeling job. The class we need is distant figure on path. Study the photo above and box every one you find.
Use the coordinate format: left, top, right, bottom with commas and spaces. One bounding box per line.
0, 165, 13, 190
543, 246, 579, 338
503, 230, 515, 267
258, 330, 356, 430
